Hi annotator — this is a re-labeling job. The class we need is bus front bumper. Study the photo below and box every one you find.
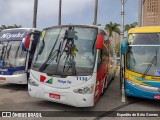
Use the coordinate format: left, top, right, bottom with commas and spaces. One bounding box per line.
0, 73, 27, 84
125, 80, 160, 100
28, 82, 94, 107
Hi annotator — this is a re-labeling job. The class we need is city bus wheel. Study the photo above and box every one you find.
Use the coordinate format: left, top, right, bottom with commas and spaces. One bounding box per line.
104, 75, 108, 89
112, 70, 116, 80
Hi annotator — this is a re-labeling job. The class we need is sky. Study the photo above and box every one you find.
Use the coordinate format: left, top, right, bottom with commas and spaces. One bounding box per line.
0, 0, 138, 30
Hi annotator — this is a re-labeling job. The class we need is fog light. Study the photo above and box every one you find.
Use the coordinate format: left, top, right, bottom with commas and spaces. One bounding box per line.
28, 78, 39, 86
73, 84, 94, 94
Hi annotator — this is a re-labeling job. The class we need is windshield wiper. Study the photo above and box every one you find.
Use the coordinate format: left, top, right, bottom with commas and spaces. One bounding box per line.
2, 42, 12, 67
39, 27, 77, 76
0, 43, 5, 60
142, 50, 157, 78
39, 28, 62, 72
155, 49, 157, 66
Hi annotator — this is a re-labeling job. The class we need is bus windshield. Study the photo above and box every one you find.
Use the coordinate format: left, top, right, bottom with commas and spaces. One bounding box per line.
32, 26, 97, 76
126, 33, 160, 76
0, 41, 27, 67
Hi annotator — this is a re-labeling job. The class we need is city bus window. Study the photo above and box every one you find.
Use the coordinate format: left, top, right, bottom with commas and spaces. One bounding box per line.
97, 50, 102, 71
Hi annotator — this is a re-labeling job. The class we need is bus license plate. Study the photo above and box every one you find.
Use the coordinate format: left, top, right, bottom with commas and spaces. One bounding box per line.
0, 77, 6, 80
154, 95, 160, 100
49, 93, 60, 99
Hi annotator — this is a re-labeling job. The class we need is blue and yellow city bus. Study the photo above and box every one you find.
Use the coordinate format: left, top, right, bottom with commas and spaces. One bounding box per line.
120, 26, 160, 100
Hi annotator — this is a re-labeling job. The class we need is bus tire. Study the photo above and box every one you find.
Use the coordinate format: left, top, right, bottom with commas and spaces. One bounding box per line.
112, 70, 116, 80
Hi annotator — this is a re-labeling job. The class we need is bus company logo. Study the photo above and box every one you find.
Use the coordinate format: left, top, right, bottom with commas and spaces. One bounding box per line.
0, 69, 8, 72
1, 32, 25, 39
40, 75, 53, 84
154, 70, 160, 76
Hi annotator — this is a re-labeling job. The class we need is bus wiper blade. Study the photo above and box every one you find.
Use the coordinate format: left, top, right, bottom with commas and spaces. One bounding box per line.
39, 50, 58, 72
142, 56, 156, 78
155, 49, 157, 66
39, 28, 62, 72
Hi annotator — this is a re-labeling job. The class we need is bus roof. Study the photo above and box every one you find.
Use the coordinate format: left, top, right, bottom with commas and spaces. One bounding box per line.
128, 26, 160, 34
1, 28, 40, 32
44, 24, 105, 31
0, 28, 40, 41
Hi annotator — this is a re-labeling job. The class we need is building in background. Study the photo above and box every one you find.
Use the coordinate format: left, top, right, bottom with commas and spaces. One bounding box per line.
143, 0, 160, 26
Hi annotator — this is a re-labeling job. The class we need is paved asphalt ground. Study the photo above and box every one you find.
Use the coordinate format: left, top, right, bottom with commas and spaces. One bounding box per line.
0, 70, 159, 120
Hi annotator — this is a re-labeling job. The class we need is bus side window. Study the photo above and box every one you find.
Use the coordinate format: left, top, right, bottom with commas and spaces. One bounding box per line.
97, 50, 102, 71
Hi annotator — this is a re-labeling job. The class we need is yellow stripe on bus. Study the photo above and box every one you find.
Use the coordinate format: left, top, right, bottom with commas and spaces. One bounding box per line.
125, 69, 160, 83
128, 26, 160, 34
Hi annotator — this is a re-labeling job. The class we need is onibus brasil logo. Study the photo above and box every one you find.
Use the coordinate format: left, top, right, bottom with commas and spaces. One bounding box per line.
40, 75, 53, 84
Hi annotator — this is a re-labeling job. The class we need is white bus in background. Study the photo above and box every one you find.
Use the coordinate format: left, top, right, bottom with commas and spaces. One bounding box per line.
0, 28, 41, 84
28, 25, 116, 107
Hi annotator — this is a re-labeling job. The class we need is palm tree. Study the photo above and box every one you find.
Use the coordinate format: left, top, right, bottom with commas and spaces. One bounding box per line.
105, 22, 120, 40
124, 22, 138, 32
105, 22, 120, 56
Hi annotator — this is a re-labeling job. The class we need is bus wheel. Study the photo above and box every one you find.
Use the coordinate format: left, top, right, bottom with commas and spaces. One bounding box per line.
104, 75, 108, 89
112, 70, 116, 80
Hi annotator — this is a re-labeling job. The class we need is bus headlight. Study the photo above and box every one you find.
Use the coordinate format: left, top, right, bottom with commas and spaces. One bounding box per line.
28, 78, 39, 86
13, 70, 27, 75
73, 84, 94, 94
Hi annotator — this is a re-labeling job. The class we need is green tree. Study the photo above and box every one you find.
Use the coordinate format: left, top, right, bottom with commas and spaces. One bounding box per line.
124, 22, 138, 32
105, 22, 121, 56
0, 24, 22, 31
105, 21, 120, 40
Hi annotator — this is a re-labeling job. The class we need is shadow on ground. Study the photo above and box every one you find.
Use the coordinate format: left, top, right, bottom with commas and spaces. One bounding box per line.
0, 83, 28, 92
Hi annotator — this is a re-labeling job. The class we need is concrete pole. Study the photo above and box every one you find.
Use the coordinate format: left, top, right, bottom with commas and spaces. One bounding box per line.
120, 0, 125, 103
93, 0, 98, 25
32, 0, 38, 28
138, 0, 142, 27
58, 0, 62, 25
121, 0, 124, 40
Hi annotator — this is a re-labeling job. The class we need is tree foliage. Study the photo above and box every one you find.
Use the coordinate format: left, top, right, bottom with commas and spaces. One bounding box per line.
0, 24, 22, 31
105, 22, 120, 38
124, 22, 138, 32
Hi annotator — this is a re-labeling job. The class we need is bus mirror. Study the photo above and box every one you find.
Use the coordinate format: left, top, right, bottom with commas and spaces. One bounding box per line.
120, 39, 126, 54
96, 34, 104, 49
22, 35, 30, 51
